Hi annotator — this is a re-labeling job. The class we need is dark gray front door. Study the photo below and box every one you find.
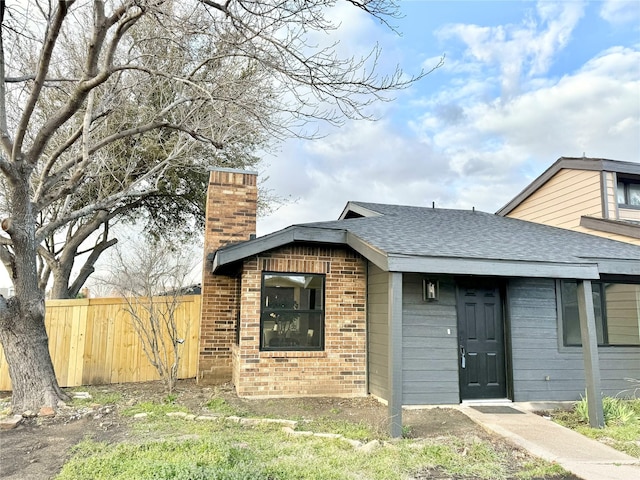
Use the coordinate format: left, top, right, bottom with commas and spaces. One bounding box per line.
457, 285, 507, 400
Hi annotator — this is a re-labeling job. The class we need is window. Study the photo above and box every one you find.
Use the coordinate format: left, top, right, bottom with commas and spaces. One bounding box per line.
260, 273, 325, 351
617, 177, 640, 207
561, 281, 640, 346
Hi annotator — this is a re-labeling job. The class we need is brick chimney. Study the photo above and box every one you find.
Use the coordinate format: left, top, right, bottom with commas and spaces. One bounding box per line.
198, 167, 258, 385
203, 167, 258, 253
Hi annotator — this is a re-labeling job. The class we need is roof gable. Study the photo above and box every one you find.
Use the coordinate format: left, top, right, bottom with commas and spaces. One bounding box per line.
496, 157, 640, 216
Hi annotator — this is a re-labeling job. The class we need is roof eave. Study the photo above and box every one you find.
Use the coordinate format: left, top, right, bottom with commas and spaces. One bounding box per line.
385, 254, 601, 279
345, 231, 388, 271
591, 258, 640, 276
212, 226, 349, 272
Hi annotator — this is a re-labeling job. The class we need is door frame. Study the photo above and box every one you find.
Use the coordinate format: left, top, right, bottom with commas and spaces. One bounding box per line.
455, 277, 511, 401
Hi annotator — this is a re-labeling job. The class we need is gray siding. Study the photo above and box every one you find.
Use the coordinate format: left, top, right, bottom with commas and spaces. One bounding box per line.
367, 263, 389, 400
508, 278, 640, 401
402, 274, 459, 404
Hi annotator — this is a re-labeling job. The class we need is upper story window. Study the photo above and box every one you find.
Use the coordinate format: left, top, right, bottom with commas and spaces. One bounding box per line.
617, 177, 640, 207
260, 273, 325, 351
560, 280, 640, 347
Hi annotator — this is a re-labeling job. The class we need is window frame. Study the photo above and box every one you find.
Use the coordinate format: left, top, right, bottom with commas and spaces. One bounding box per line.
559, 280, 640, 348
259, 272, 326, 352
617, 176, 640, 209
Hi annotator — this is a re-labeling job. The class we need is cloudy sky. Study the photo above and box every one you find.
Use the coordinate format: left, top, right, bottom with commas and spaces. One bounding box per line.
1, 0, 639, 290
257, 0, 640, 235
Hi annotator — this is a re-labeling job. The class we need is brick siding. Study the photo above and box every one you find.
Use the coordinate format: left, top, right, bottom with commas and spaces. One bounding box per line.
198, 168, 257, 384
232, 245, 368, 398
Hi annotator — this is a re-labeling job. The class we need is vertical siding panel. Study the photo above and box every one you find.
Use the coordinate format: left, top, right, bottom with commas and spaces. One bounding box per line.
367, 263, 389, 401
402, 274, 459, 405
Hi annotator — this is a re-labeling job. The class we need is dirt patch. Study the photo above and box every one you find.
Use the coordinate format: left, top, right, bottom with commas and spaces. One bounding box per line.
0, 379, 580, 480
0, 404, 130, 480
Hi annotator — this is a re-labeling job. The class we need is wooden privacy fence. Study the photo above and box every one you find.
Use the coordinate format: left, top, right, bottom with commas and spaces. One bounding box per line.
0, 295, 201, 391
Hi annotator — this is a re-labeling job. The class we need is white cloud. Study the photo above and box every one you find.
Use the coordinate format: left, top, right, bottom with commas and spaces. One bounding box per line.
600, 0, 640, 25
260, 38, 639, 236
258, 119, 454, 234
476, 47, 640, 160
437, 0, 586, 98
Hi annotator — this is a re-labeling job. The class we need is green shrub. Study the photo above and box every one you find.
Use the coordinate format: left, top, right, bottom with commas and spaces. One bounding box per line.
575, 394, 638, 426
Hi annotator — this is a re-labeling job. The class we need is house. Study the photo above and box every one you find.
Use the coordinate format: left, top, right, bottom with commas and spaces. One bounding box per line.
198, 167, 640, 436
0, 286, 14, 298
496, 157, 640, 245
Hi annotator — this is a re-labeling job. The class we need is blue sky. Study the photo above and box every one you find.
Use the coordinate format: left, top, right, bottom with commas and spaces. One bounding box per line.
1, 0, 639, 290
257, 0, 640, 235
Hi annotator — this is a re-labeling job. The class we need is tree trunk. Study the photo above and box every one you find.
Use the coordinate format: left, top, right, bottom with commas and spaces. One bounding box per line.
0, 300, 68, 413
50, 267, 74, 299
47, 216, 117, 300
0, 174, 68, 412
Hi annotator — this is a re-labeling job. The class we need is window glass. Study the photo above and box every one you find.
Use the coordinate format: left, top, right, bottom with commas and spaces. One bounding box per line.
562, 282, 604, 345
618, 179, 640, 206
628, 183, 640, 206
261, 273, 324, 350
561, 281, 640, 346
616, 181, 626, 205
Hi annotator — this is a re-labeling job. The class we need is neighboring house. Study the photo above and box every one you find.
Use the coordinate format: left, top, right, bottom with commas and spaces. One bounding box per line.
198, 167, 640, 436
0, 287, 14, 298
496, 157, 640, 245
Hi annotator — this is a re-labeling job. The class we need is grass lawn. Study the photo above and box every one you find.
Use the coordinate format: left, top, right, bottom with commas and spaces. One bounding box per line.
55, 393, 570, 480
551, 397, 640, 459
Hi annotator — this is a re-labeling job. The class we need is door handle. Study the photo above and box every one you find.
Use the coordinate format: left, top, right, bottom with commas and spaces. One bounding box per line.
460, 345, 466, 369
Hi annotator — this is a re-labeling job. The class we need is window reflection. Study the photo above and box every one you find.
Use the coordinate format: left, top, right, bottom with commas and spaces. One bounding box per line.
261, 273, 325, 350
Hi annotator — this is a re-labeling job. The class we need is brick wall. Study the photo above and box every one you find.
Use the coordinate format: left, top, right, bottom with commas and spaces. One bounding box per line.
232, 245, 368, 398
198, 168, 257, 384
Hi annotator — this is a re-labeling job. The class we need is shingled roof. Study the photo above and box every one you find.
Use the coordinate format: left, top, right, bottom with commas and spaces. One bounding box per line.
212, 201, 640, 279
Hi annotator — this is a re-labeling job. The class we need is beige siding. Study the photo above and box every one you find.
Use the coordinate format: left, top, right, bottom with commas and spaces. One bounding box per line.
602, 171, 617, 220
605, 283, 640, 345
508, 168, 640, 245
508, 169, 602, 228
619, 206, 640, 223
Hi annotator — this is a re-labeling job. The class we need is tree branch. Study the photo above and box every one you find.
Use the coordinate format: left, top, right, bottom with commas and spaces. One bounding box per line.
13, 0, 75, 160
0, 236, 15, 281
26, 2, 143, 165
0, 1, 13, 160
68, 236, 118, 298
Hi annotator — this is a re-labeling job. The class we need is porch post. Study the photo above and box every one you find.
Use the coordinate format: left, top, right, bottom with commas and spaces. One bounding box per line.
388, 272, 403, 438
576, 280, 605, 428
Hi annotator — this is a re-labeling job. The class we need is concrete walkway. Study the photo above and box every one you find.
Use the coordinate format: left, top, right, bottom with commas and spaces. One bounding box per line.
459, 404, 639, 480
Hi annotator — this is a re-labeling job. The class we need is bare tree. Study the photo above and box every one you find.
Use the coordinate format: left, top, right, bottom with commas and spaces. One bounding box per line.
0, 0, 431, 412
105, 239, 198, 394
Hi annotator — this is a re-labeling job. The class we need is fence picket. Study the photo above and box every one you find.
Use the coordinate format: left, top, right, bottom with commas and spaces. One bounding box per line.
0, 295, 201, 391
